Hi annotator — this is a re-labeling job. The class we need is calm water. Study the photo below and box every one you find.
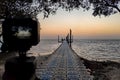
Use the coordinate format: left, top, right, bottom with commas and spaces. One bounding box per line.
27, 39, 61, 56
72, 39, 120, 62
28, 39, 120, 62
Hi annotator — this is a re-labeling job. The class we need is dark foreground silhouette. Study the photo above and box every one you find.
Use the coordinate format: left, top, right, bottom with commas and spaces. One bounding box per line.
1, 18, 40, 80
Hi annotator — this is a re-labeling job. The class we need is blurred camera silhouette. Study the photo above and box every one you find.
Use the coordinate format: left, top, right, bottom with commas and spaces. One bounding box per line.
2, 18, 40, 57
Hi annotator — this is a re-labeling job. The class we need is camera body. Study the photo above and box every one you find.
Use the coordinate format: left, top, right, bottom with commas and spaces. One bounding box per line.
2, 18, 40, 52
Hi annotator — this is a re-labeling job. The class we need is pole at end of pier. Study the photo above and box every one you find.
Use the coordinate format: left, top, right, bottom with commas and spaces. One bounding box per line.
70, 29, 72, 47
58, 35, 60, 43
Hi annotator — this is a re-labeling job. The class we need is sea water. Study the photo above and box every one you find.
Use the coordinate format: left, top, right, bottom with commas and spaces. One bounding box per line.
28, 39, 120, 63
72, 39, 120, 63
27, 39, 61, 56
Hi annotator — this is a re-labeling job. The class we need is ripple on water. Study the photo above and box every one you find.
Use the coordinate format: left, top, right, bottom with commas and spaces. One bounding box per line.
72, 39, 120, 63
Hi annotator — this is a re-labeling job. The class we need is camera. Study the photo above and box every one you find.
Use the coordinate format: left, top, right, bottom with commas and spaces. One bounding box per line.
2, 18, 40, 56
2, 18, 40, 80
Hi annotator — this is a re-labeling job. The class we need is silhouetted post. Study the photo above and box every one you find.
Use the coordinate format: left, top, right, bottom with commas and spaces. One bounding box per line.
66, 34, 69, 44
58, 35, 60, 43
58, 36, 64, 43
71, 35, 73, 43
65, 29, 73, 47
61, 38, 64, 43
69, 29, 72, 47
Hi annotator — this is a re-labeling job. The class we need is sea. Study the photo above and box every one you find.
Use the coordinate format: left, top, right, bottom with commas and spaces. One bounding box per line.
0, 39, 120, 63
27, 39, 61, 56
72, 39, 120, 63
27, 39, 120, 63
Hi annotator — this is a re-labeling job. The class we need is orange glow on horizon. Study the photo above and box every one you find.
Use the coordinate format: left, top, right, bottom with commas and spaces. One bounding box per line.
38, 9, 120, 39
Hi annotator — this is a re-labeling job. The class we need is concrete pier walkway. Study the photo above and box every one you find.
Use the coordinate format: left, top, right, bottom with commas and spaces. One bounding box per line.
36, 41, 93, 80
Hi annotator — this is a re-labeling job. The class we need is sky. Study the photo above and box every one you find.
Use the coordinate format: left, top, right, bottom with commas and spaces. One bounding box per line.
37, 8, 120, 39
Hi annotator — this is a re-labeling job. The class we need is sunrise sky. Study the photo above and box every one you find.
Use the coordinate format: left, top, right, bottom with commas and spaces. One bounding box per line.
38, 8, 120, 39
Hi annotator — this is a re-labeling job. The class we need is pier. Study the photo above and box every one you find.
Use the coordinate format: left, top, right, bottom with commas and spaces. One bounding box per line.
36, 41, 93, 80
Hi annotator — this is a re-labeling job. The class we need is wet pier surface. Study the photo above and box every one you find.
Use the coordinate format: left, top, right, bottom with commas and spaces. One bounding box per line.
36, 41, 93, 80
